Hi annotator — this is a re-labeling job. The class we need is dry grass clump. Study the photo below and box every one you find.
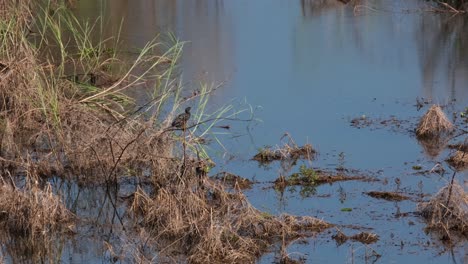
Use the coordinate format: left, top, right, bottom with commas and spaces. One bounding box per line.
349, 232, 379, 244
416, 105, 454, 138
0, 179, 73, 237
417, 182, 467, 241
446, 150, 468, 171
132, 176, 332, 263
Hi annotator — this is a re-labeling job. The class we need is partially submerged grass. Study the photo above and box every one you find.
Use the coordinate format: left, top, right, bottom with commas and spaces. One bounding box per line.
417, 181, 467, 242
0, 177, 73, 263
332, 230, 379, 245
212, 171, 253, 189
0, 179, 73, 237
416, 105, 454, 138
253, 134, 315, 164
446, 150, 468, 170
274, 166, 368, 191
364, 191, 410, 201
132, 176, 332, 263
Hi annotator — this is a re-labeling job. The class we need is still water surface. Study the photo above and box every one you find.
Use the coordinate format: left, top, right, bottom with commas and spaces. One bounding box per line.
26, 0, 468, 263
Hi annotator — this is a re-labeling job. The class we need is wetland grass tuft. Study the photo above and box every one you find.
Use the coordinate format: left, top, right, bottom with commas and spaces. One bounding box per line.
417, 181, 467, 242
416, 105, 454, 138
446, 150, 468, 170
253, 134, 315, 164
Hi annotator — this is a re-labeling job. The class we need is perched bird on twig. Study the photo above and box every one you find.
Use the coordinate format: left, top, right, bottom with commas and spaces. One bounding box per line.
171, 107, 191, 129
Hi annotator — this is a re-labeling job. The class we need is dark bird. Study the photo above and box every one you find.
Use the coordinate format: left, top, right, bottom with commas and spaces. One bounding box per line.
171, 107, 191, 129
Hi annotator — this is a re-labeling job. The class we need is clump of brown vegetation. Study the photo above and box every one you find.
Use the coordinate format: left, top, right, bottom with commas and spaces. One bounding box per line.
132, 175, 332, 263
448, 142, 468, 152
0, 176, 73, 263
416, 105, 454, 138
0, 178, 73, 237
253, 134, 315, 164
446, 150, 468, 170
365, 191, 410, 201
417, 181, 467, 242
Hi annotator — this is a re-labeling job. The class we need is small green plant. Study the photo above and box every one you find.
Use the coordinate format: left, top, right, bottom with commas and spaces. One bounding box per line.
298, 164, 318, 184
461, 107, 468, 122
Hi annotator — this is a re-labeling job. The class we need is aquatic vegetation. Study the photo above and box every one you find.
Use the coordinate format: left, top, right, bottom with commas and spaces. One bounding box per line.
275, 167, 368, 191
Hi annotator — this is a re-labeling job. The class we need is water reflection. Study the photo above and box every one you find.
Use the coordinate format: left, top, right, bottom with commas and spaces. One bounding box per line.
417, 14, 468, 103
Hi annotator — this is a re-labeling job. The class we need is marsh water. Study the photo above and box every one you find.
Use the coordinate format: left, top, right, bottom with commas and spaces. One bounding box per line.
8, 0, 468, 263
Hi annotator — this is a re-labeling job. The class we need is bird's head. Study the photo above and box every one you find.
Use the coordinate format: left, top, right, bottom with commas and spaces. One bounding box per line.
185, 107, 191, 113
